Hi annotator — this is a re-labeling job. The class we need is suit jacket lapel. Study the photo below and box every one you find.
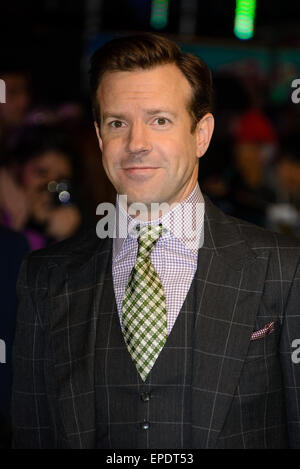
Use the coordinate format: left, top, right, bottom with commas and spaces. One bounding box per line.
191, 195, 270, 448
48, 232, 113, 448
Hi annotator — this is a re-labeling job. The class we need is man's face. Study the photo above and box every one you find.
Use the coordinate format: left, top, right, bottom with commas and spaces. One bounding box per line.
95, 63, 213, 208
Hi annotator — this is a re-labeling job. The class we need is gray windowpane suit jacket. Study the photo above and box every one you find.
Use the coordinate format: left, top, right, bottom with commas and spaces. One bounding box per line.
11, 195, 300, 448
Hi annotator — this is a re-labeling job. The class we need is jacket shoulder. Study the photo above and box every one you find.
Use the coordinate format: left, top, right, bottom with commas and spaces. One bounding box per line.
21, 228, 110, 285
230, 215, 300, 251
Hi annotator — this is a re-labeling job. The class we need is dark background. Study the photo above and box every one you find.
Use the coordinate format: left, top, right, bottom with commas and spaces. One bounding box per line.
1, 1, 300, 103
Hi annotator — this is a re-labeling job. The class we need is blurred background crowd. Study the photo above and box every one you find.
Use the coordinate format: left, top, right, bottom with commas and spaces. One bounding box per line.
1, 0, 300, 447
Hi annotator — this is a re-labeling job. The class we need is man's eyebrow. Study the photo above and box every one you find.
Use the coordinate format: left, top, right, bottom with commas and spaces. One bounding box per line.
144, 109, 177, 117
102, 112, 126, 122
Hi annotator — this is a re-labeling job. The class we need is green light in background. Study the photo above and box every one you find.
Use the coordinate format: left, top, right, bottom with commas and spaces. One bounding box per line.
234, 0, 256, 40
150, 0, 169, 30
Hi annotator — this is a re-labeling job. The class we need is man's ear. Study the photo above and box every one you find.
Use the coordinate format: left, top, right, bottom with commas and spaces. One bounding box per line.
94, 121, 103, 152
195, 113, 214, 159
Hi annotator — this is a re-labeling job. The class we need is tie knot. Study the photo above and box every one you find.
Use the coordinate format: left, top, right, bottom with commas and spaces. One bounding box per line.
137, 224, 164, 257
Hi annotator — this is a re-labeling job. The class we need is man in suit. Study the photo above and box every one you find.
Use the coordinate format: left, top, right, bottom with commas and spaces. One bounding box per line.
12, 33, 300, 449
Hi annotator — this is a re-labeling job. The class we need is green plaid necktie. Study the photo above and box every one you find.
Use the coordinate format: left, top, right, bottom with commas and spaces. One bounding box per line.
122, 224, 168, 381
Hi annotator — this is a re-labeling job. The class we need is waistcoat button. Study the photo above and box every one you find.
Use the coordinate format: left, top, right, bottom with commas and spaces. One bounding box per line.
141, 421, 150, 430
140, 392, 150, 402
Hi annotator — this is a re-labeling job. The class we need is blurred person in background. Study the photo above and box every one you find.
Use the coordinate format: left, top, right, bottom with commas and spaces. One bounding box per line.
266, 136, 300, 237
0, 124, 82, 250
231, 107, 278, 226
23, 103, 116, 226
0, 67, 32, 447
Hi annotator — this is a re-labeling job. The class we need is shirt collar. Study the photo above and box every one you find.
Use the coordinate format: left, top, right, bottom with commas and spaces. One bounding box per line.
113, 182, 205, 260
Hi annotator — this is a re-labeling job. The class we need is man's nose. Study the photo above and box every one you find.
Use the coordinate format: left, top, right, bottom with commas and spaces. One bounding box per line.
126, 121, 152, 154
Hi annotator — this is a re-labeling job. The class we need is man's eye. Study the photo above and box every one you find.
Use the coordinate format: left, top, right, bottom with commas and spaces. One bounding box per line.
110, 120, 124, 128
154, 118, 169, 126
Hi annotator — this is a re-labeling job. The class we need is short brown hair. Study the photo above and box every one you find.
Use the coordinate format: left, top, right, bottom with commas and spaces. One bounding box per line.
89, 33, 213, 132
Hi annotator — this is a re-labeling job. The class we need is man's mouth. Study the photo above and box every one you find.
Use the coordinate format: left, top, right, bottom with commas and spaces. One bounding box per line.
122, 167, 160, 175
123, 166, 158, 170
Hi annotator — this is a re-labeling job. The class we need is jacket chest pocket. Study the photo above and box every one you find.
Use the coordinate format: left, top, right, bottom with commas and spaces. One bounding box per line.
245, 320, 281, 363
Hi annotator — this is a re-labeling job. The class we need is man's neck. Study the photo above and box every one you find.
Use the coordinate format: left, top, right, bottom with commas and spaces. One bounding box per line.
121, 181, 199, 222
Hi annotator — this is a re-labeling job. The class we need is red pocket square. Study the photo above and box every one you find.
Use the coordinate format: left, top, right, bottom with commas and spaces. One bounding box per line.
250, 321, 275, 341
